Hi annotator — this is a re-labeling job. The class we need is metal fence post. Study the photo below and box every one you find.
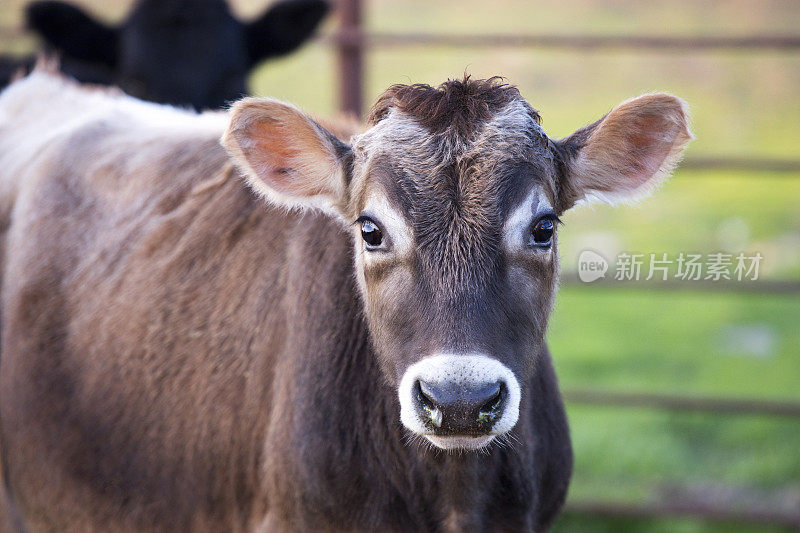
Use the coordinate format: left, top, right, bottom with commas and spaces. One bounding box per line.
337, 0, 363, 119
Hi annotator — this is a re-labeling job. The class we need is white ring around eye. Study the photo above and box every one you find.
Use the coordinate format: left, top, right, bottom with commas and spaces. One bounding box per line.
357, 193, 414, 256
503, 185, 556, 252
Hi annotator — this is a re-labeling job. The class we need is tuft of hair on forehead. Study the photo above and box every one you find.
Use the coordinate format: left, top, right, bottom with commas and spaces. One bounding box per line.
367, 75, 538, 138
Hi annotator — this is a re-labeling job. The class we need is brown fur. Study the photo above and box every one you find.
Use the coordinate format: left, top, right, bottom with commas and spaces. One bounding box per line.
368, 76, 540, 140
0, 72, 690, 532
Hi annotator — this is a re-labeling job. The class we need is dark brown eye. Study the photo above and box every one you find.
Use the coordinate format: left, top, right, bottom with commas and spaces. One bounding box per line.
529, 217, 555, 247
360, 219, 383, 249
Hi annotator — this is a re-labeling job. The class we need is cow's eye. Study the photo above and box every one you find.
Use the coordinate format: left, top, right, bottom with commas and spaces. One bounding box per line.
359, 218, 384, 249
529, 217, 555, 247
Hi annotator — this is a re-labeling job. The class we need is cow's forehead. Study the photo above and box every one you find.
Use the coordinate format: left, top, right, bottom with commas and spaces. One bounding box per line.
352, 99, 557, 223
351, 100, 557, 291
354, 98, 546, 156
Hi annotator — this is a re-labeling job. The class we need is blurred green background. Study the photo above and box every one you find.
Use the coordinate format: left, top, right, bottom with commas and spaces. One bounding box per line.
2, 0, 798, 530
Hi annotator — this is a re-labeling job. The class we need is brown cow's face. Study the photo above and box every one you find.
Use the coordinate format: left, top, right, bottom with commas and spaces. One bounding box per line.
345, 98, 559, 449
223, 78, 693, 451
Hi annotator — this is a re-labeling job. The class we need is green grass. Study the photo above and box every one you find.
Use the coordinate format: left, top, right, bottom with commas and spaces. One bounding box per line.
3, 0, 799, 530
549, 290, 800, 398
549, 290, 800, 530
554, 515, 795, 533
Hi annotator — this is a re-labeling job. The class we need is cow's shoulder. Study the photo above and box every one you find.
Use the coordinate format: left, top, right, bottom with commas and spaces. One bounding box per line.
0, 70, 232, 224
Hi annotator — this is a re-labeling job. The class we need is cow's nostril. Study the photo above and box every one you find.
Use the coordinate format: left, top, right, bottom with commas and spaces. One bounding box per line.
415, 380, 443, 427
477, 383, 505, 425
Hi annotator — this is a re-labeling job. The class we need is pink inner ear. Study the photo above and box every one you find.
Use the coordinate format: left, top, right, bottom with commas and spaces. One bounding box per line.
621, 114, 676, 187
244, 121, 327, 198
578, 96, 692, 199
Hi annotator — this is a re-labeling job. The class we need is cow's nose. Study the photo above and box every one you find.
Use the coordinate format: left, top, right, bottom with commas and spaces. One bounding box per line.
414, 379, 506, 435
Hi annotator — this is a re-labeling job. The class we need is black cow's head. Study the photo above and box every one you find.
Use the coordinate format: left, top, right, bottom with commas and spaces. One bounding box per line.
26, 0, 329, 109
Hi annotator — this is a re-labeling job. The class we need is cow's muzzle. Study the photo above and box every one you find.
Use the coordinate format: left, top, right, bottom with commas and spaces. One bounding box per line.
399, 354, 521, 450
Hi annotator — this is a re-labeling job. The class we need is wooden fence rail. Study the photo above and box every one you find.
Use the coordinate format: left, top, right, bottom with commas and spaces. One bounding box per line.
329, 30, 800, 52
559, 277, 800, 295
682, 156, 800, 173
564, 389, 800, 417
564, 500, 800, 529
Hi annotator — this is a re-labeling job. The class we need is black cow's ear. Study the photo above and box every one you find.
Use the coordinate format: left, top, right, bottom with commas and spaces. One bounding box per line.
26, 1, 119, 68
245, 0, 330, 65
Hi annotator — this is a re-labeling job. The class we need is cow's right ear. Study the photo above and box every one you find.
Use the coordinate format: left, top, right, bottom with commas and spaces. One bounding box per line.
26, 1, 119, 68
222, 98, 352, 217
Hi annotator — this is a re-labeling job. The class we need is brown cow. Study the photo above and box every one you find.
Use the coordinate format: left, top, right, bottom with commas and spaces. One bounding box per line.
0, 71, 691, 531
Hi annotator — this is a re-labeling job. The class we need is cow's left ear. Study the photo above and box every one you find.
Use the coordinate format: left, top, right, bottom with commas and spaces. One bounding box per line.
555, 93, 693, 210
222, 97, 352, 218
245, 0, 330, 65
26, 1, 119, 68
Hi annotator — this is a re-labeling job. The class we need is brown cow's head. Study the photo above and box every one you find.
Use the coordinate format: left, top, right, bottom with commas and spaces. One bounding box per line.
222, 77, 692, 451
